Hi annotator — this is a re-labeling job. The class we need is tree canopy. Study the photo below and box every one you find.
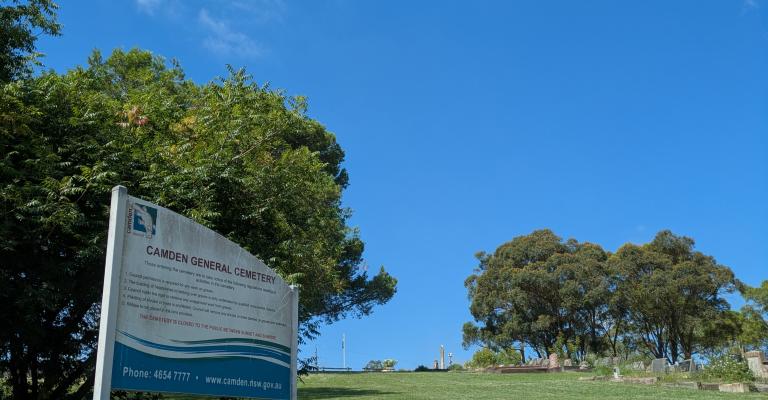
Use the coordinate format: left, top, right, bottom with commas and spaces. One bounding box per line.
0, 0, 60, 83
464, 229, 739, 364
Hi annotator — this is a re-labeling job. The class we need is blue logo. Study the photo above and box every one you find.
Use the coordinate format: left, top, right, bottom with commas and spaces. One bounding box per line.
131, 203, 157, 238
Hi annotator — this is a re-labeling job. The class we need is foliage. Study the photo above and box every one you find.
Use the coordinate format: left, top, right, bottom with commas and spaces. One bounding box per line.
382, 359, 397, 369
495, 348, 522, 366
364, 360, 384, 371
414, 365, 430, 372
447, 363, 464, 371
746, 280, 768, 312
464, 347, 519, 368
697, 349, 754, 383
0, 47, 396, 399
464, 230, 614, 360
0, 0, 60, 83
739, 280, 768, 352
465, 348, 496, 368
465, 229, 739, 366
611, 231, 737, 362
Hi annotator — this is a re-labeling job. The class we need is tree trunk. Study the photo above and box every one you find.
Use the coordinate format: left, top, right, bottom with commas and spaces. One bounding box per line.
10, 336, 30, 400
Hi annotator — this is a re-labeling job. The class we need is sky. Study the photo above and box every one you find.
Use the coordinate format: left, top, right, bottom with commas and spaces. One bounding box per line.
38, 0, 767, 369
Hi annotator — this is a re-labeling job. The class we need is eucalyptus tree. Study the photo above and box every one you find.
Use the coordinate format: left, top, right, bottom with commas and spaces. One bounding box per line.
464, 230, 611, 359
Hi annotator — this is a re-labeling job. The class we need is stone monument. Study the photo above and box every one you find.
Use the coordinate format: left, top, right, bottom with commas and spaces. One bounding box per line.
548, 353, 560, 370
745, 351, 768, 379
650, 358, 667, 373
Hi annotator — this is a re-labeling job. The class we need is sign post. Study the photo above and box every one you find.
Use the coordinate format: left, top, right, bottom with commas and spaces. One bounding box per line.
93, 186, 298, 399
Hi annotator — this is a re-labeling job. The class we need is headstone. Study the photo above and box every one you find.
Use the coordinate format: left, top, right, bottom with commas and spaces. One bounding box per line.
548, 353, 560, 369
745, 351, 768, 379
563, 359, 573, 367
719, 383, 749, 393
579, 361, 589, 370
679, 359, 694, 373
650, 358, 667, 373
630, 361, 645, 371
433, 360, 439, 369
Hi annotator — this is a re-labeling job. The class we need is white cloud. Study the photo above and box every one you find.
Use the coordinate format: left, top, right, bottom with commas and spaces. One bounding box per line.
136, 0, 163, 15
230, 0, 285, 23
198, 8, 262, 58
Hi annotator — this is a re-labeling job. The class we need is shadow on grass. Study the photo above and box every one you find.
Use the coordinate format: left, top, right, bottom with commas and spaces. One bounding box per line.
299, 387, 396, 399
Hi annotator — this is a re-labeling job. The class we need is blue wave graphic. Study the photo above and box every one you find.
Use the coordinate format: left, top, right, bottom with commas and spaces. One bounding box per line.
118, 331, 290, 364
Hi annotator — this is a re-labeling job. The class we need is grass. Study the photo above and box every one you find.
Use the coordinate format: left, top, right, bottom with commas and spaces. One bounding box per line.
295, 371, 768, 399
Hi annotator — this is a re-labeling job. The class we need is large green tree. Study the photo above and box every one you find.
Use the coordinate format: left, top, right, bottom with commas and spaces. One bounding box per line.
738, 280, 768, 351
464, 230, 611, 360
0, 48, 396, 399
0, 0, 60, 83
465, 229, 739, 365
610, 230, 737, 362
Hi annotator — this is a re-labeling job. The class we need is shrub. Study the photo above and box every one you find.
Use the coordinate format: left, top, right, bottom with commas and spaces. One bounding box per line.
496, 349, 522, 366
448, 364, 465, 371
698, 351, 754, 383
383, 359, 398, 369
364, 360, 383, 371
466, 348, 498, 368
414, 365, 431, 372
464, 347, 524, 368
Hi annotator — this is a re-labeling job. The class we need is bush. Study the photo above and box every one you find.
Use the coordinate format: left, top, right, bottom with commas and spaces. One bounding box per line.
593, 365, 614, 377
466, 348, 498, 368
364, 360, 383, 371
448, 364, 465, 371
496, 349, 522, 366
698, 351, 754, 383
414, 365, 431, 372
383, 359, 398, 369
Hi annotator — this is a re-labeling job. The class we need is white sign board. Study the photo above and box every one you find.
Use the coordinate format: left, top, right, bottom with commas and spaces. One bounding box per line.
93, 186, 298, 399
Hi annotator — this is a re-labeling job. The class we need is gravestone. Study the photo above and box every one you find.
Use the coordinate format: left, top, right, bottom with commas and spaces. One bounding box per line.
650, 358, 668, 373
579, 361, 589, 370
548, 353, 560, 369
563, 359, 573, 367
745, 351, 768, 379
679, 359, 694, 373
630, 361, 645, 371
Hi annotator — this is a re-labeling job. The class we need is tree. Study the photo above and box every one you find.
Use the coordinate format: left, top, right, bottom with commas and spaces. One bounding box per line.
364, 360, 384, 371
466, 229, 740, 366
739, 280, 768, 351
0, 0, 60, 83
464, 230, 611, 361
609, 230, 737, 362
745, 280, 768, 313
0, 48, 396, 399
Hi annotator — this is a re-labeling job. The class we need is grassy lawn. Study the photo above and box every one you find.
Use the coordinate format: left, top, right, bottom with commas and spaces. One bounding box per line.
296, 372, 767, 400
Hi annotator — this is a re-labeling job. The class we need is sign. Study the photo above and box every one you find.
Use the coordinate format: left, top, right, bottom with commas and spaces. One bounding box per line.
93, 186, 298, 399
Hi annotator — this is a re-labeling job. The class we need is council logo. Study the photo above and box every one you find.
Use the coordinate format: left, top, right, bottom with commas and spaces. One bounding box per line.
127, 202, 158, 239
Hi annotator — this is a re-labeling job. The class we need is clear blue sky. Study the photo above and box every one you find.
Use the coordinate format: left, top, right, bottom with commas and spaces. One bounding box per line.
39, 1, 767, 369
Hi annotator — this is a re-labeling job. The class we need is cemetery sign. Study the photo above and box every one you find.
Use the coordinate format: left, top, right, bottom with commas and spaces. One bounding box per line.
93, 186, 298, 399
